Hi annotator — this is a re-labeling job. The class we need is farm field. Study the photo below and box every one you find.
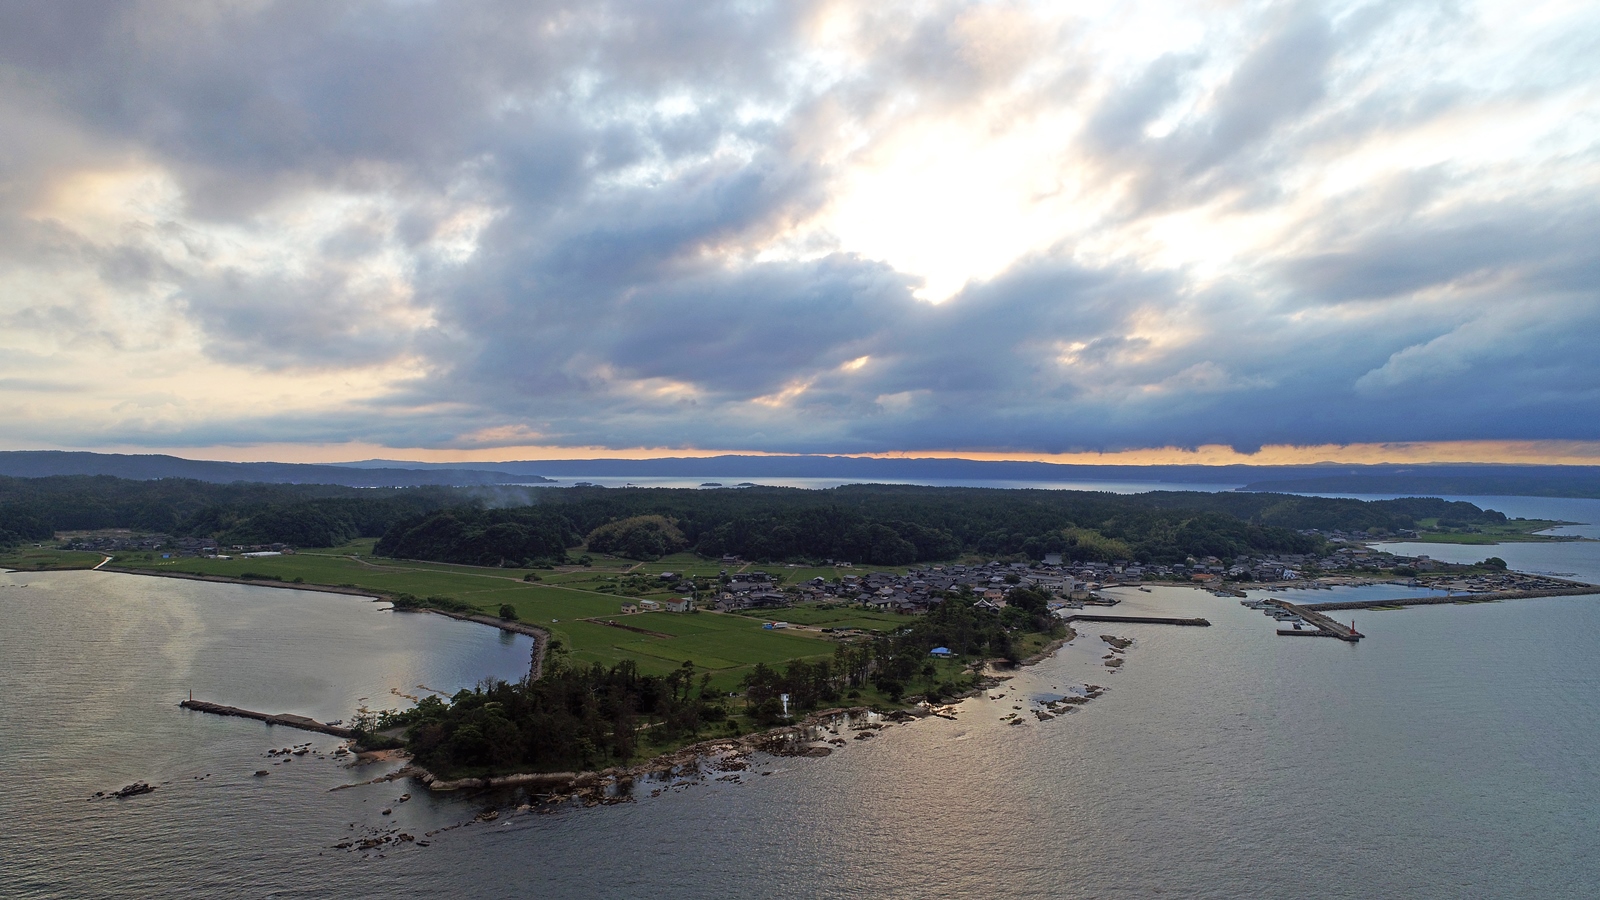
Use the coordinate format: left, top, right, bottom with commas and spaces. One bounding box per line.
0, 547, 108, 570
731, 606, 911, 632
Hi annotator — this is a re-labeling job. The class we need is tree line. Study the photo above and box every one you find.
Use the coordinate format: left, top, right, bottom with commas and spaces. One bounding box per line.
2, 476, 1512, 564
370, 485, 1510, 566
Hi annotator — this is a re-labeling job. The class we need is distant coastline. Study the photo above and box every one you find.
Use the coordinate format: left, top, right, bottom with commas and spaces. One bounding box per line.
8, 449, 1600, 498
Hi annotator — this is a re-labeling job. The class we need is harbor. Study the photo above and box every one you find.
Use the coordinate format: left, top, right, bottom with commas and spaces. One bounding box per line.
1242, 598, 1363, 641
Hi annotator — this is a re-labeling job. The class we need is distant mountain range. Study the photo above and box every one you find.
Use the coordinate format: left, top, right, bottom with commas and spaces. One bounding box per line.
0, 451, 551, 487
4, 451, 1599, 498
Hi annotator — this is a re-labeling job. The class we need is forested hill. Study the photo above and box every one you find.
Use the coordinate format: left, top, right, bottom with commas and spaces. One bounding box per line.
0, 476, 477, 547
373, 485, 1511, 567
1, 476, 1513, 564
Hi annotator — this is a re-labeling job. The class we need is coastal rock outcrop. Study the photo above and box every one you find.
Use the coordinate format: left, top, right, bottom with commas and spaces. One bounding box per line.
111, 782, 154, 798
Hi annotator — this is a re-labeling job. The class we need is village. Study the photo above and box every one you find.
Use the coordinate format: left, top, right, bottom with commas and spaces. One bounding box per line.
44, 528, 1581, 617
619, 545, 1581, 618
58, 531, 294, 559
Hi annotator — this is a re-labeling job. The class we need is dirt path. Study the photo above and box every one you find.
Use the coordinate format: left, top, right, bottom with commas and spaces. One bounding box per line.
318, 553, 625, 602
579, 617, 673, 638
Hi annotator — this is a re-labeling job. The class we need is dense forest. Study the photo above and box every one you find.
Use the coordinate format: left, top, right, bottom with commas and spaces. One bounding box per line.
0, 475, 466, 548
370, 485, 1510, 566
1, 475, 1511, 565
374, 590, 1064, 774
371, 653, 725, 773
374, 507, 580, 567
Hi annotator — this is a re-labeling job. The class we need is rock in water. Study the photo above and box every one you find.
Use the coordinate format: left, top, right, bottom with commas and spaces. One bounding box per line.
112, 782, 154, 798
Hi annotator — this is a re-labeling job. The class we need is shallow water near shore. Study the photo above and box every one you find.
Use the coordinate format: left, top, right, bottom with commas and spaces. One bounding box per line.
0, 571, 535, 898
5, 561, 1600, 897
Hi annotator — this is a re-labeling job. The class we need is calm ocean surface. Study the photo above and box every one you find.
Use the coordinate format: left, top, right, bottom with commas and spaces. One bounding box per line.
524, 475, 1245, 493
3, 493, 1599, 899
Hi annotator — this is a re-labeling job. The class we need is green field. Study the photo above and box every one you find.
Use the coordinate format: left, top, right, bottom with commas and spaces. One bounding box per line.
1414, 518, 1581, 544
0, 547, 108, 570
731, 605, 910, 632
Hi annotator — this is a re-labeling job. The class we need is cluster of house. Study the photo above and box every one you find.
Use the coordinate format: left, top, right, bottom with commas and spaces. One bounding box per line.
1232, 546, 1474, 577
61, 532, 206, 554
616, 540, 1553, 617
1311, 546, 1436, 573
706, 561, 1104, 615
1432, 571, 1576, 593
58, 532, 294, 559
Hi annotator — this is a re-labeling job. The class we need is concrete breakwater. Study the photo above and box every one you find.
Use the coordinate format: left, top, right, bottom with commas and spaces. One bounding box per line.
1269, 601, 1362, 641
1303, 585, 1598, 612
1061, 613, 1210, 626
179, 699, 356, 738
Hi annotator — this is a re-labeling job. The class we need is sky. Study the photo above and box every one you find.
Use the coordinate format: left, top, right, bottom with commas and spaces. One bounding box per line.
1, 0, 1598, 465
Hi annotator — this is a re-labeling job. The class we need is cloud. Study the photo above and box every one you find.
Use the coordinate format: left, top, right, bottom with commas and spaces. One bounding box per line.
0, 0, 1596, 457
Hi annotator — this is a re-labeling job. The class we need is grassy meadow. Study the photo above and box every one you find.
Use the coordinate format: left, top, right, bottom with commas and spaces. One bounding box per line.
1414, 518, 1579, 544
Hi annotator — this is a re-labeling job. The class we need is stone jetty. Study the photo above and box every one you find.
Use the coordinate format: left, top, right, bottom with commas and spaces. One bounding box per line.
179, 699, 356, 738
1061, 613, 1210, 626
1303, 585, 1597, 612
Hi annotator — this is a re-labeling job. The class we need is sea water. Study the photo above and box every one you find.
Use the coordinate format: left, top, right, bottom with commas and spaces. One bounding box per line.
0, 571, 533, 898
396, 583, 1600, 899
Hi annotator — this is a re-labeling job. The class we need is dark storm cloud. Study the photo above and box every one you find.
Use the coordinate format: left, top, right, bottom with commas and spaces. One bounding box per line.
1282, 199, 1600, 305
1, 0, 1596, 454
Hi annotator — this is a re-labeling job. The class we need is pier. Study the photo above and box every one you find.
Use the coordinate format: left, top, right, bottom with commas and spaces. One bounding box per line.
179, 699, 355, 738
1061, 613, 1210, 627
1267, 601, 1361, 641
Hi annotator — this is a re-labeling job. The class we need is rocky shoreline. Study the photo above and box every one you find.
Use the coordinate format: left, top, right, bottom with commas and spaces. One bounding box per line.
403, 705, 917, 800
328, 633, 1117, 854
396, 628, 1084, 805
